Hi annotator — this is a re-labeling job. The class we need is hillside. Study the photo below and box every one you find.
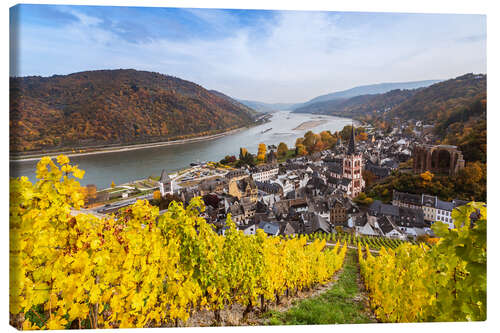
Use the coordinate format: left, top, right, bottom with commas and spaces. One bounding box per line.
10, 69, 257, 153
387, 73, 486, 121
208, 90, 259, 116
295, 79, 441, 109
293, 89, 418, 117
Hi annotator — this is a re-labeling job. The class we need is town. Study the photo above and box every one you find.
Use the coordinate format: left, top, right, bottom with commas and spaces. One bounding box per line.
84, 119, 473, 242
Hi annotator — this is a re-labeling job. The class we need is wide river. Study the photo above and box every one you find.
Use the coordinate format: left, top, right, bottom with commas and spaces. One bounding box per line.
10, 111, 352, 189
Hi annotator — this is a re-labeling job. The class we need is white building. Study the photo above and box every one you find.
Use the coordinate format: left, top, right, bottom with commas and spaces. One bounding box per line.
251, 164, 279, 182
272, 177, 294, 195
436, 199, 454, 228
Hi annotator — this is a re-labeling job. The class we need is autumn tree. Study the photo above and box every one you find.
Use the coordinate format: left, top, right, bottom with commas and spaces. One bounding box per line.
353, 192, 374, 206
420, 171, 434, 183
311, 140, 324, 153
303, 131, 317, 151
295, 137, 304, 147
239, 147, 249, 161
295, 144, 307, 156
153, 190, 162, 201
454, 161, 486, 201
319, 131, 334, 147
257, 143, 267, 162
277, 142, 288, 157
237, 147, 255, 167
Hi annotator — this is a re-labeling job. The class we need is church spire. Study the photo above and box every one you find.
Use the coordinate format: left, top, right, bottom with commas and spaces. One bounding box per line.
348, 123, 356, 155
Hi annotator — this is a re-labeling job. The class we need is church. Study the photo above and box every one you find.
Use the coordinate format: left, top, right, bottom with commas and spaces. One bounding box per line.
326, 125, 365, 198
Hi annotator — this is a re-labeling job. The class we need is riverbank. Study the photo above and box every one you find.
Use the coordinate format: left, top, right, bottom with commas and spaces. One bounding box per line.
10, 126, 250, 162
11, 111, 352, 188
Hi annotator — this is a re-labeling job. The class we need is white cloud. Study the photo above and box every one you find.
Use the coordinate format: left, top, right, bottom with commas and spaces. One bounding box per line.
12, 8, 486, 103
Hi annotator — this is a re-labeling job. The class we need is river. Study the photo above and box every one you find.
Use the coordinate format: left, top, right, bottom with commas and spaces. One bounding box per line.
10, 111, 352, 189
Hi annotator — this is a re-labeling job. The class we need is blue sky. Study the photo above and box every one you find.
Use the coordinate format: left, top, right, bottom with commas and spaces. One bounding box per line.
10, 4, 486, 103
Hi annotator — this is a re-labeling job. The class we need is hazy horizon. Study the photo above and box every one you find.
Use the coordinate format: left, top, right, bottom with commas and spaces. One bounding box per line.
10, 5, 486, 103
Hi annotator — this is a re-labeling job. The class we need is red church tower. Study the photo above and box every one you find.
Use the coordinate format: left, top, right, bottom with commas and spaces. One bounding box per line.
343, 125, 365, 198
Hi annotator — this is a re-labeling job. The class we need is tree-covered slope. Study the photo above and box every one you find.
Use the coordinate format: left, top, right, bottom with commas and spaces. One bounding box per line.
10, 69, 257, 153
295, 79, 440, 109
387, 73, 486, 121
293, 89, 418, 117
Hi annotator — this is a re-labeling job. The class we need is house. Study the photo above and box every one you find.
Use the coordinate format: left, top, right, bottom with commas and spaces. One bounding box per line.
240, 223, 257, 235
227, 201, 245, 225
240, 197, 257, 223
301, 212, 331, 234
255, 181, 283, 195
392, 190, 422, 210
309, 197, 331, 222
355, 213, 381, 236
422, 194, 437, 222
330, 199, 347, 226
251, 164, 279, 182
272, 177, 294, 195
377, 216, 406, 240
436, 199, 454, 228
289, 199, 308, 214
280, 222, 296, 236
257, 221, 280, 236
369, 200, 425, 232
305, 176, 328, 197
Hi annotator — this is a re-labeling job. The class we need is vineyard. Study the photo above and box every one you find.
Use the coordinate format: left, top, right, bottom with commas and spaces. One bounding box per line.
9, 155, 487, 329
9, 156, 348, 329
358, 202, 486, 322
306, 231, 414, 250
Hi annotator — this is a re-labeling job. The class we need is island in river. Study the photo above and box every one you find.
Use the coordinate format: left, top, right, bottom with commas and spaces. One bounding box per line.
292, 120, 324, 131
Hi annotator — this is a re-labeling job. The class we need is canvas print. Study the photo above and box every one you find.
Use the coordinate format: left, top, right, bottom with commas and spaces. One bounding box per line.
9, 3, 486, 330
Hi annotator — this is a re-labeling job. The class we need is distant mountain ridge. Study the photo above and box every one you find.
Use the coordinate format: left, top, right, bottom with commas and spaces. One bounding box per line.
237, 100, 296, 113
238, 79, 442, 113
291, 74, 485, 123
10, 69, 258, 153
297, 79, 442, 108
293, 89, 419, 117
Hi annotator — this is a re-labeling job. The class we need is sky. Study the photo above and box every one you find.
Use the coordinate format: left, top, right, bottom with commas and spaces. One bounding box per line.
9, 4, 486, 103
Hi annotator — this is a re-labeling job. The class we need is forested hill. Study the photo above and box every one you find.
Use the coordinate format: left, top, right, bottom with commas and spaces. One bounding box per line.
293, 89, 418, 117
293, 73, 485, 124
295, 79, 440, 109
10, 69, 257, 153
208, 90, 258, 116
386, 73, 486, 121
